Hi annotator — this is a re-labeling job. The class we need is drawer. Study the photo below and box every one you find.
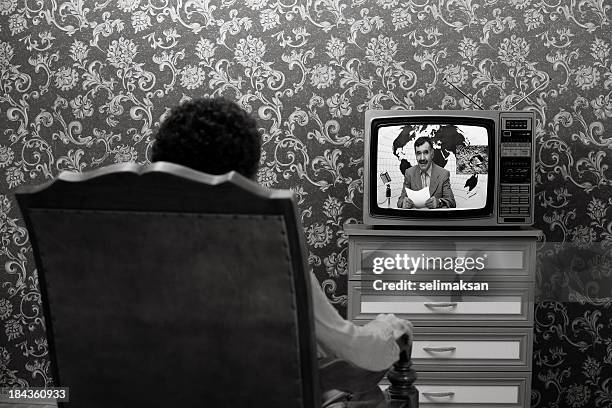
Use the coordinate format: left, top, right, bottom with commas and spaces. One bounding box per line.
411, 326, 532, 371
349, 237, 535, 281
348, 281, 534, 326
381, 371, 531, 407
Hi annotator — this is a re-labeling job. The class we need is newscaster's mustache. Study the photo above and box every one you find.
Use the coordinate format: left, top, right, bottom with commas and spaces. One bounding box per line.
419, 161, 427, 164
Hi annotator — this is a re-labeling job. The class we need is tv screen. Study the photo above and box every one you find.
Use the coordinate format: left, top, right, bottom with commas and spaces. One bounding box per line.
372, 118, 495, 217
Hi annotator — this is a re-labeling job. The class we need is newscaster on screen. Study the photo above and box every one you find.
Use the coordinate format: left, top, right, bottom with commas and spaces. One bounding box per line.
377, 123, 489, 211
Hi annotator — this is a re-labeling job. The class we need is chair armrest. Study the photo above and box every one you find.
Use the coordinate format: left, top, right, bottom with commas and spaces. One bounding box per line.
386, 334, 419, 407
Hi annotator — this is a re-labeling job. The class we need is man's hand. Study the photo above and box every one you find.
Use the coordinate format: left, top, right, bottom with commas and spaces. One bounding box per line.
375, 314, 413, 343
399, 197, 414, 208
425, 196, 438, 209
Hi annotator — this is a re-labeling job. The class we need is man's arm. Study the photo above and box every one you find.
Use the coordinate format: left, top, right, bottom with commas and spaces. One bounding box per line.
438, 177, 456, 208
310, 272, 412, 371
397, 171, 414, 208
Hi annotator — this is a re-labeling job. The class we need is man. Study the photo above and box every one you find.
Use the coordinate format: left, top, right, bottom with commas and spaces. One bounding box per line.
397, 136, 456, 209
152, 97, 413, 404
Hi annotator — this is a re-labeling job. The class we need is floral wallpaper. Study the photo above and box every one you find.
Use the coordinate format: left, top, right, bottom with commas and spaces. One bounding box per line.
0, 0, 610, 406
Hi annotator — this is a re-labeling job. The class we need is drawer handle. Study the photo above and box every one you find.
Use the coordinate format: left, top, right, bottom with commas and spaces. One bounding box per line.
424, 302, 457, 308
423, 346, 457, 352
423, 392, 455, 398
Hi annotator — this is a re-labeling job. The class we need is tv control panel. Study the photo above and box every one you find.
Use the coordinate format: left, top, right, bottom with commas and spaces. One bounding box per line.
499, 113, 535, 224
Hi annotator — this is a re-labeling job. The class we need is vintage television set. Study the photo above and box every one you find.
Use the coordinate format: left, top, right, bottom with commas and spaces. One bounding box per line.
363, 110, 536, 227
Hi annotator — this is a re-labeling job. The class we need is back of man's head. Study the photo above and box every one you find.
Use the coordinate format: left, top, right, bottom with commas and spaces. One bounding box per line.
151, 97, 261, 179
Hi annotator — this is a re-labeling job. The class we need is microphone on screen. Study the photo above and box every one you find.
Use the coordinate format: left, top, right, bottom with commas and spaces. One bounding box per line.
380, 172, 392, 208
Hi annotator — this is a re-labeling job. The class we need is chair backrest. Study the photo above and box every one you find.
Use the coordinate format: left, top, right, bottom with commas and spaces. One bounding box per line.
16, 162, 320, 408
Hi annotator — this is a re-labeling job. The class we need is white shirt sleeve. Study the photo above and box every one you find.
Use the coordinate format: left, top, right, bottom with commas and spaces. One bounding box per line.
310, 272, 404, 371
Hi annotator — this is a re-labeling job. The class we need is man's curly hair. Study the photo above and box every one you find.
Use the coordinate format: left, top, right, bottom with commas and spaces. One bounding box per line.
152, 97, 261, 178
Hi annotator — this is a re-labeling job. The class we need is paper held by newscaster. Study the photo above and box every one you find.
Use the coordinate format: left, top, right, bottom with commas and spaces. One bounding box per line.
405, 187, 430, 208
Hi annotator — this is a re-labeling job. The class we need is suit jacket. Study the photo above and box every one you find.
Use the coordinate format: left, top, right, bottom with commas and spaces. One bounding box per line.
397, 162, 456, 208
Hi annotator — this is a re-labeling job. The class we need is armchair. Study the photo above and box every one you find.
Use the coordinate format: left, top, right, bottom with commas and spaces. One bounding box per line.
16, 162, 417, 408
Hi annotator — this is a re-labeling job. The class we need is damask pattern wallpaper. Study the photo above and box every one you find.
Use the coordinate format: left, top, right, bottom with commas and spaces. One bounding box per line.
0, 0, 610, 406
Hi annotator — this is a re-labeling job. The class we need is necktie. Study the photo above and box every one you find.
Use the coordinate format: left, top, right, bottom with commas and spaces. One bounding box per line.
421, 172, 428, 188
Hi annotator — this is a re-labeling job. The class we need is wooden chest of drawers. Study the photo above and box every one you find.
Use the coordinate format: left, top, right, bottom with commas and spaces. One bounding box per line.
344, 225, 541, 407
